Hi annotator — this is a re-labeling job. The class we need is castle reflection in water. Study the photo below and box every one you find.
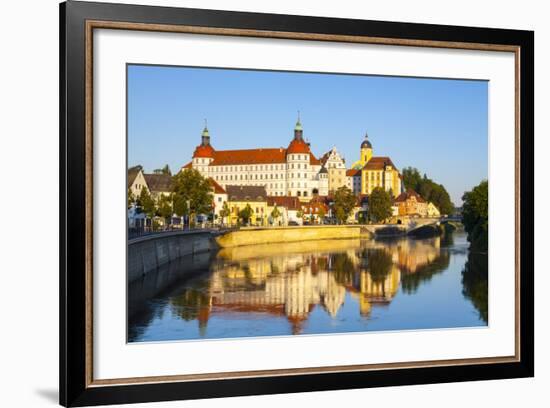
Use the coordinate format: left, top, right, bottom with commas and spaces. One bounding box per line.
166, 237, 453, 336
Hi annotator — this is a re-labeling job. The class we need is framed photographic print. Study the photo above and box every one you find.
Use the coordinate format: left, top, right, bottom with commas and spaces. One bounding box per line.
60, 0, 534, 406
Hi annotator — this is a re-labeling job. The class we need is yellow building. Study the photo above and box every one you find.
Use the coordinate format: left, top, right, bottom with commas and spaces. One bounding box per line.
427, 202, 441, 217
352, 133, 402, 197
226, 185, 269, 226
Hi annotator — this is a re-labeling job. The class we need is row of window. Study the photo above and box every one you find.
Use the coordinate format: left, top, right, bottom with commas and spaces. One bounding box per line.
288, 154, 309, 161
213, 172, 312, 182
198, 162, 311, 171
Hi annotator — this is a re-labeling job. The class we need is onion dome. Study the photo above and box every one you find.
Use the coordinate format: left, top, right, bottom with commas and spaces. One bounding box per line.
361, 132, 372, 149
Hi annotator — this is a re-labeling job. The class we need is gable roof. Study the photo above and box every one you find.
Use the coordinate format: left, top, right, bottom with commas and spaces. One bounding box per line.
196, 147, 321, 167
226, 185, 267, 202
363, 156, 398, 171
143, 174, 173, 194
346, 169, 361, 177
267, 196, 301, 210
319, 151, 330, 166
395, 189, 426, 203
127, 166, 142, 188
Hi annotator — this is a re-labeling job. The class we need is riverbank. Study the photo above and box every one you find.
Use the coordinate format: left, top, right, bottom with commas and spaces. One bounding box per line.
215, 225, 373, 248
128, 230, 215, 282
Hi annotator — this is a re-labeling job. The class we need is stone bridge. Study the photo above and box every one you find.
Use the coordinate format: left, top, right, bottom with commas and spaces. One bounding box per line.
360, 217, 441, 236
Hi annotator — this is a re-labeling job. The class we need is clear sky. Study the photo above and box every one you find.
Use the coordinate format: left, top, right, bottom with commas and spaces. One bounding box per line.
128, 64, 488, 205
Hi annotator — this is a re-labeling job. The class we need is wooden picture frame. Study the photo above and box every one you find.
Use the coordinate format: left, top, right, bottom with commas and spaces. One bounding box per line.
60, 1, 534, 406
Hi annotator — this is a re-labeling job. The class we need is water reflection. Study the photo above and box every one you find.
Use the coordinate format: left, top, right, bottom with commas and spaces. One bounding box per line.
128, 232, 488, 342
461, 252, 488, 323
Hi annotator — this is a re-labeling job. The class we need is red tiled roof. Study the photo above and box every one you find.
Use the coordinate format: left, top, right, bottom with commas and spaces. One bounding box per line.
201, 147, 320, 166
346, 169, 361, 177
210, 148, 286, 165
208, 178, 226, 194
395, 189, 426, 203
309, 153, 321, 165
363, 156, 397, 171
182, 162, 192, 169
267, 196, 301, 210
286, 139, 311, 154
192, 144, 215, 158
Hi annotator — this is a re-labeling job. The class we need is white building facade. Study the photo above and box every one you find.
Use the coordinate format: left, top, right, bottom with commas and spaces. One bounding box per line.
184, 120, 329, 200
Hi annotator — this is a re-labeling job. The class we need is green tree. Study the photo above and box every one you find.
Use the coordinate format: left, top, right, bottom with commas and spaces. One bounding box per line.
219, 201, 230, 226
401, 166, 454, 215
368, 187, 392, 223
138, 187, 156, 218
156, 194, 173, 225
127, 188, 135, 209
238, 204, 254, 225
270, 205, 281, 225
462, 180, 488, 252
172, 169, 213, 223
402, 167, 423, 191
333, 186, 356, 224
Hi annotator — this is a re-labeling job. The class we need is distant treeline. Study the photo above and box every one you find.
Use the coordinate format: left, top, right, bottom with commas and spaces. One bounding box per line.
401, 167, 454, 215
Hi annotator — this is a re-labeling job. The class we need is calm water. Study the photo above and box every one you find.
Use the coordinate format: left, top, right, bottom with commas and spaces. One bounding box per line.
128, 231, 488, 342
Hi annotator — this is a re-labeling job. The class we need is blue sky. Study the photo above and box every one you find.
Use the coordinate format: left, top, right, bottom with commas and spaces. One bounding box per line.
128, 64, 488, 205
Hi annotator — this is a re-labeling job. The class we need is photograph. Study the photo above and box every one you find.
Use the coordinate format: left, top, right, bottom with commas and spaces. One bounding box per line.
126, 65, 489, 342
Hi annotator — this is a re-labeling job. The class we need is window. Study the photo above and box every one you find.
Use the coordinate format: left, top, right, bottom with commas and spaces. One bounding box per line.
303, 191, 308, 197
218, 197, 222, 202
297, 191, 301, 196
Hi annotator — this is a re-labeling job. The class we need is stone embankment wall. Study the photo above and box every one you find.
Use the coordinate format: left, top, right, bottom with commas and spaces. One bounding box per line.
128, 231, 215, 282
215, 225, 373, 248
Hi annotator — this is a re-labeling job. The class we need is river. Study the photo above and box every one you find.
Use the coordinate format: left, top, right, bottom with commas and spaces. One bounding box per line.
128, 231, 487, 342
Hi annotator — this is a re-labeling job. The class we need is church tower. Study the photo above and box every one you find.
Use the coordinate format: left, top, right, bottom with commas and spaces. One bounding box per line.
360, 132, 373, 164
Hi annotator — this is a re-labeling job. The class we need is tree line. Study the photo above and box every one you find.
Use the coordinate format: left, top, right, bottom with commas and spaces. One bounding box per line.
401, 167, 454, 215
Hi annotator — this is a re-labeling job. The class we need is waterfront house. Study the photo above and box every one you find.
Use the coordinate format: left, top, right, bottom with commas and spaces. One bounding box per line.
395, 189, 428, 217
